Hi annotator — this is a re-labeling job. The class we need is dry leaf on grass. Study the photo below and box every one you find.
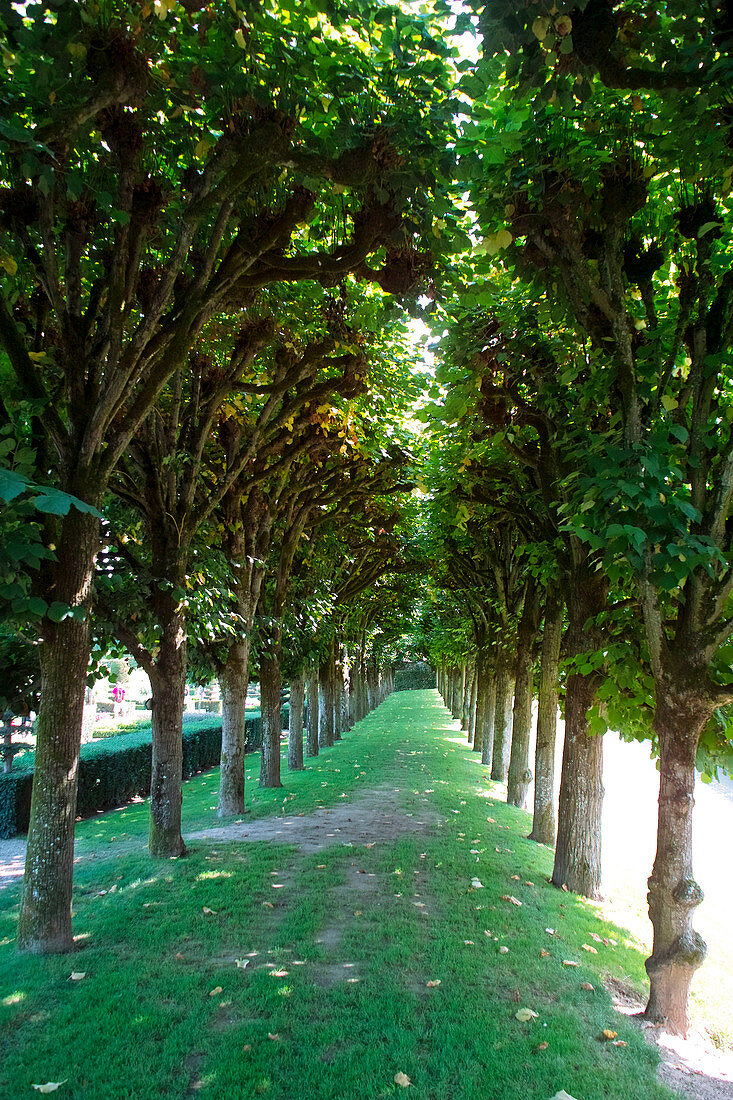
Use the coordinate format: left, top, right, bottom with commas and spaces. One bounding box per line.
500, 895, 523, 907
612, 1040, 627, 1047
540, 949, 551, 958
602, 1029, 618, 1040
69, 972, 85, 981
463, 940, 475, 945
525, 881, 534, 887
235, 959, 250, 969
536, 1042, 549, 1051
267, 1033, 281, 1041
202, 907, 216, 915
471, 878, 484, 889
426, 980, 441, 987
394, 1071, 411, 1087
242, 1044, 252, 1053
550, 1093, 580, 1100
208, 986, 223, 997
562, 960, 579, 967
590, 932, 603, 942
545, 928, 556, 936
261, 902, 274, 909
582, 944, 598, 954
510, 874, 520, 881
31, 1084, 67, 1094
581, 982, 594, 991
499, 946, 509, 954
515, 1008, 539, 1022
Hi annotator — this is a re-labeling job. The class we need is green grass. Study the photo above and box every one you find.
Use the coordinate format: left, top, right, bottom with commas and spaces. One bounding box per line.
0, 691, 680, 1098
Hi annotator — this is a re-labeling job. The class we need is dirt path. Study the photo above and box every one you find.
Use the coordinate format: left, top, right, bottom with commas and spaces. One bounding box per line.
189, 784, 442, 851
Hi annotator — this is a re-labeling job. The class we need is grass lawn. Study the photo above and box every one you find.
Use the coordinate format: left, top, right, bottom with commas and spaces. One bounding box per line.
0, 690, 683, 1098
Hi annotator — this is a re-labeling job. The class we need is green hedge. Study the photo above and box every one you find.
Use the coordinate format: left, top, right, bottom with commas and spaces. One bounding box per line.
0, 705, 289, 839
394, 668, 436, 691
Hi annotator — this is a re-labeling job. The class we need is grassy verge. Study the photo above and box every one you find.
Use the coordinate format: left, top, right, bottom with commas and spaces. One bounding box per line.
0, 691, 683, 1098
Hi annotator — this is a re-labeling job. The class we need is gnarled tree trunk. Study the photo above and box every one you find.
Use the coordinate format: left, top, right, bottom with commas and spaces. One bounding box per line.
644, 685, 709, 1035
148, 592, 187, 858
551, 670, 603, 898
491, 662, 514, 781
287, 672, 306, 771
507, 582, 542, 809
218, 639, 250, 817
306, 671, 319, 757
259, 650, 283, 788
530, 588, 564, 845
18, 508, 99, 953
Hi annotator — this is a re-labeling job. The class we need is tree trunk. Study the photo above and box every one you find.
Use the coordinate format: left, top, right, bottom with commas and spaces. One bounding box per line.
530, 588, 564, 845
473, 651, 489, 755
481, 672, 497, 768
218, 638, 250, 816
468, 665, 478, 746
491, 664, 514, 781
287, 672, 306, 771
644, 687, 709, 1035
18, 510, 98, 953
319, 659, 334, 747
332, 646, 342, 741
506, 642, 535, 809
551, 670, 603, 898
306, 671, 319, 757
148, 601, 187, 858
460, 663, 468, 730
259, 650, 283, 788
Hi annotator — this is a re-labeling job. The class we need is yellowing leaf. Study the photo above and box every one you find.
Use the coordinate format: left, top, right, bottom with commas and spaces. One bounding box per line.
209, 986, 223, 997
582, 944, 598, 954
31, 1085, 67, 1094
515, 1008, 539, 1022
612, 1040, 627, 1047
581, 982, 595, 991
234, 27, 246, 48
500, 895, 522, 907
426, 980, 441, 987
532, 15, 551, 39
0, 248, 17, 276
394, 1072, 411, 1087
562, 960, 579, 967
602, 1029, 618, 1040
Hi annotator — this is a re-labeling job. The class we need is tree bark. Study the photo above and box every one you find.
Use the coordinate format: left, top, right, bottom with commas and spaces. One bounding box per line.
148, 595, 187, 858
18, 509, 98, 953
306, 671, 319, 757
319, 658, 334, 747
460, 662, 468, 730
491, 662, 514, 781
481, 672, 497, 768
644, 686, 709, 1035
259, 651, 283, 788
473, 651, 489, 755
551, 670, 603, 898
530, 588, 564, 845
468, 665, 478, 746
332, 645, 342, 741
287, 672, 306, 771
218, 638, 250, 816
507, 582, 542, 809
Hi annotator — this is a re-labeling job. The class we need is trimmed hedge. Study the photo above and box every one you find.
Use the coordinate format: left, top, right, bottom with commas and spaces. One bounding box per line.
0, 705, 289, 839
394, 667, 436, 691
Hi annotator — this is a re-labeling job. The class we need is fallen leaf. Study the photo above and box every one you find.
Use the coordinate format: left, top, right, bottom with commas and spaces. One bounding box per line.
69, 972, 86, 981
426, 980, 441, 987
271, 969, 289, 977
364, 843, 375, 848
354, 910, 363, 916
562, 960, 579, 967
235, 959, 250, 969
612, 1040, 627, 1047
209, 986, 223, 996
242, 1044, 252, 1052
31, 1085, 67, 1094
515, 1007, 539, 1022
471, 878, 484, 889
525, 881, 534, 887
582, 944, 598, 954
536, 1041, 549, 1051
499, 945, 509, 954
500, 895, 523, 907
545, 928, 556, 936
510, 874, 520, 881
486, 816, 496, 823
463, 940, 475, 945
550, 1093, 580, 1100
262, 902, 274, 909
202, 907, 216, 915
267, 1033, 280, 1041
602, 1029, 618, 1040
394, 1072, 411, 1087
581, 982, 594, 991
174, 952, 184, 960
511, 989, 521, 1002
540, 949, 551, 958
590, 932, 603, 942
